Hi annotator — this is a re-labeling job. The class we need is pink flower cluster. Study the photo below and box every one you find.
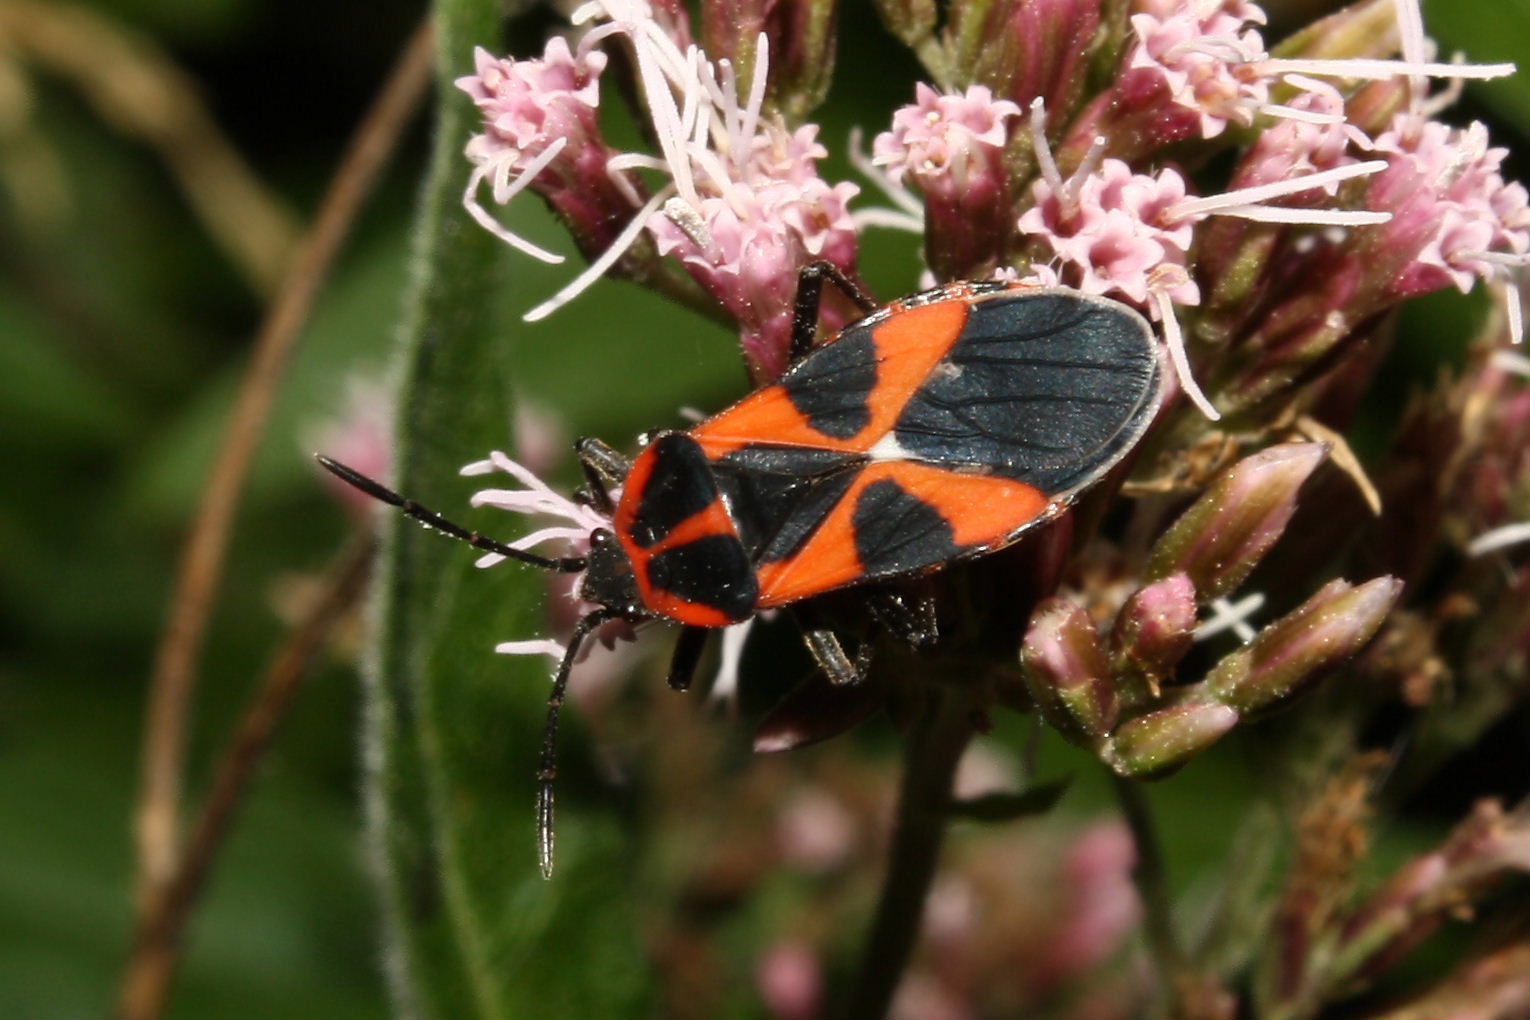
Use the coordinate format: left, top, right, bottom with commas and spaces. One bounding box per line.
456, 40, 635, 261
873, 84, 1020, 191
1369, 113, 1530, 301
458, 39, 603, 165
872, 84, 1023, 278
1231, 78, 1362, 192
453, 0, 862, 382
648, 121, 860, 380
1126, 0, 1270, 138
1021, 159, 1199, 306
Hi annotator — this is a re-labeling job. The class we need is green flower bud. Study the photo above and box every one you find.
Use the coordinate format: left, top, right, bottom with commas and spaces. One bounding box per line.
1146, 443, 1328, 601
1021, 597, 1117, 745
1205, 576, 1403, 716
1106, 703, 1240, 777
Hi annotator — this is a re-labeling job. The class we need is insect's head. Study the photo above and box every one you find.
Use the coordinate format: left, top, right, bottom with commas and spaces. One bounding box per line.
576, 528, 644, 617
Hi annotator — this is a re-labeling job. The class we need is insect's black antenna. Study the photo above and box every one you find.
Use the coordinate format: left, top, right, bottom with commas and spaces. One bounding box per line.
315, 454, 587, 573
537, 608, 617, 878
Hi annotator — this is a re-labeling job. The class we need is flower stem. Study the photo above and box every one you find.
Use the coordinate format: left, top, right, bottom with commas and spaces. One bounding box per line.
1110, 772, 1195, 1016
843, 686, 975, 1020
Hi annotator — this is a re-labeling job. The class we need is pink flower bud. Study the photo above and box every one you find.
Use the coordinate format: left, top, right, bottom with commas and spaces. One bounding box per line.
1111, 573, 1198, 693
308, 375, 393, 519
1021, 598, 1117, 745
1146, 443, 1329, 601
1030, 821, 1141, 982
756, 940, 823, 1020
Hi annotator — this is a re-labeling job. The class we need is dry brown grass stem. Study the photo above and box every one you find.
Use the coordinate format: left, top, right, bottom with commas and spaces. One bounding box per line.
131, 16, 431, 918
0, 0, 300, 292
119, 536, 377, 1020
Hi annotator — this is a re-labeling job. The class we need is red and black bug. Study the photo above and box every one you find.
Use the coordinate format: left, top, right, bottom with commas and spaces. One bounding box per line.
319, 261, 1162, 875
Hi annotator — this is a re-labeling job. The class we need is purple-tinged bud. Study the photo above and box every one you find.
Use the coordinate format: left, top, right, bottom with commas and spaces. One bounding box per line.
1145, 443, 1329, 601
1204, 577, 1403, 715
1021, 598, 1116, 745
1105, 702, 1240, 777
942, 0, 1102, 126
1111, 573, 1198, 697
702, 0, 839, 119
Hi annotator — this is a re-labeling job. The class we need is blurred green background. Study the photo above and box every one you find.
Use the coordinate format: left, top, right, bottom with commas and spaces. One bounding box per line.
0, 0, 1524, 1017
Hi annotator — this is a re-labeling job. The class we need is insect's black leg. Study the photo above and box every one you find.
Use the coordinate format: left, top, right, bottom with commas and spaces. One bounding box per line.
666, 625, 710, 692
574, 437, 631, 516
537, 608, 617, 879
802, 627, 861, 686
789, 260, 879, 365
315, 455, 586, 572
865, 587, 939, 650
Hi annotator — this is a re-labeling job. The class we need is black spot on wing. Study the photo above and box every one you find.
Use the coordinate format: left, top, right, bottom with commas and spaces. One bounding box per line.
711, 444, 863, 559
630, 433, 718, 548
645, 535, 759, 621
781, 327, 877, 439
893, 292, 1158, 493
852, 479, 959, 579
753, 469, 859, 564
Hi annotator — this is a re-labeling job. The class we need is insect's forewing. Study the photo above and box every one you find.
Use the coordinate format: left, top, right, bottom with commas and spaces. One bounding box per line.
693, 288, 1161, 607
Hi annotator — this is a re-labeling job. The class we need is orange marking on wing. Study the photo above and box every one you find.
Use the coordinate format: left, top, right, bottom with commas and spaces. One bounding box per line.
691, 298, 971, 457
692, 386, 864, 457
853, 299, 968, 444
752, 484, 866, 607
754, 462, 1049, 607
887, 463, 1049, 548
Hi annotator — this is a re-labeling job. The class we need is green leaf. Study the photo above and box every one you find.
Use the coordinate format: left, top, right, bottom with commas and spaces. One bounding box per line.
1424, 0, 1530, 135
947, 778, 1073, 822
366, 2, 653, 1016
